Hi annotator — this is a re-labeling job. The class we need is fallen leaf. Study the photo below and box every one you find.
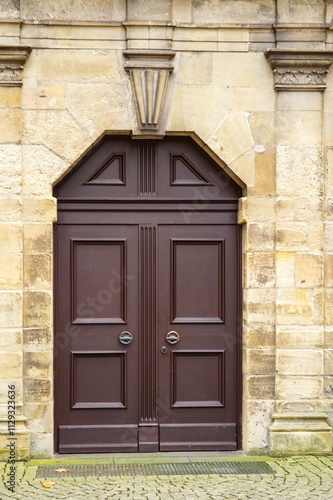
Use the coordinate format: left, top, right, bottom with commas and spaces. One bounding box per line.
43, 481, 55, 489
54, 468, 70, 473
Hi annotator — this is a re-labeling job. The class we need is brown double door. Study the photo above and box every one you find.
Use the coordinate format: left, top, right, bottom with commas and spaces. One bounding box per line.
54, 136, 241, 453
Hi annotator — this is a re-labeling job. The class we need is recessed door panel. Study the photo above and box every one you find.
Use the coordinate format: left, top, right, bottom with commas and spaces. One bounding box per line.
72, 240, 126, 323
171, 240, 225, 323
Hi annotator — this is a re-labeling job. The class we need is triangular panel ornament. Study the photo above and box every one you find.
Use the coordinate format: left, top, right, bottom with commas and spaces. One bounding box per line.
124, 50, 175, 134
171, 154, 211, 186
84, 154, 125, 185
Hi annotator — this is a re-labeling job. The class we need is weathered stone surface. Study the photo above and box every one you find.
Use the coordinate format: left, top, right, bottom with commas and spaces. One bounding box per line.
21, 0, 124, 22
0, 110, 20, 143
0, 291, 22, 328
0, 329, 22, 352
24, 379, 52, 403
276, 146, 323, 197
244, 252, 275, 288
247, 375, 275, 399
0, 253, 22, 289
23, 291, 52, 329
0, 199, 21, 222
0, 145, 22, 195
178, 52, 213, 86
209, 111, 254, 166
0, 352, 22, 378
23, 254, 51, 289
23, 402, 53, 433
23, 224, 52, 253
0, 224, 22, 252
22, 146, 66, 197
23, 352, 52, 378
277, 349, 323, 376
295, 253, 323, 287
168, 86, 228, 143
277, 326, 324, 348
276, 375, 323, 400
244, 400, 275, 453
23, 198, 56, 222
245, 223, 275, 252
23, 328, 52, 351
192, 0, 275, 25
245, 349, 275, 375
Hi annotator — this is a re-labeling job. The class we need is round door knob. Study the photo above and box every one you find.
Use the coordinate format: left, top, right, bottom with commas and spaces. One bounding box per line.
166, 331, 180, 344
119, 331, 133, 345
161, 346, 168, 354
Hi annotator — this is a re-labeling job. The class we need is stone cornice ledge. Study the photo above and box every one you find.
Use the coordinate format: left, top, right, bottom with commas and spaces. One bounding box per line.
0, 45, 32, 87
265, 48, 333, 91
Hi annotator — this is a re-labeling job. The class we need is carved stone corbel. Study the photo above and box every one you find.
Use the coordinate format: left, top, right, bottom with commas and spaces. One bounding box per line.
0, 46, 32, 87
265, 49, 333, 91
124, 49, 175, 134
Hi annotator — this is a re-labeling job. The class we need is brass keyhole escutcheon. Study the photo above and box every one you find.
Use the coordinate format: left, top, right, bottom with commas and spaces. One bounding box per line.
161, 346, 168, 354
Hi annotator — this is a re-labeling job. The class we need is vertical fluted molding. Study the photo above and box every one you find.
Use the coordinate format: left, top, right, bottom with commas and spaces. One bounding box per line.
139, 142, 156, 196
139, 225, 157, 423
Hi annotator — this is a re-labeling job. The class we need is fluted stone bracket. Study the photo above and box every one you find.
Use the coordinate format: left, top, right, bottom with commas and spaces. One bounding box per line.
265, 49, 333, 91
0, 46, 32, 87
124, 49, 175, 134
269, 412, 333, 456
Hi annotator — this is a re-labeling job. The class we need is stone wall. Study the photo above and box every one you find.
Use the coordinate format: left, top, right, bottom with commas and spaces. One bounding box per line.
0, 0, 333, 457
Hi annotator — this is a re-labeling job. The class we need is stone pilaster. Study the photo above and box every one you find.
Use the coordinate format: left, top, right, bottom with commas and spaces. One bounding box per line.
0, 45, 31, 460
266, 48, 333, 455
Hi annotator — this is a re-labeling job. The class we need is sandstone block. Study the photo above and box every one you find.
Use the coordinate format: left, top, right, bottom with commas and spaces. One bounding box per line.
324, 289, 333, 326
229, 148, 255, 187
0, 87, 20, 108
0, 110, 20, 143
276, 288, 315, 326
209, 111, 254, 165
325, 254, 333, 287
23, 224, 52, 253
248, 149, 275, 197
178, 52, 212, 86
276, 375, 322, 399
277, 349, 323, 376
23, 198, 56, 222
276, 252, 294, 288
23, 145, 66, 197
243, 400, 275, 454
244, 288, 275, 324
325, 223, 333, 251
244, 252, 275, 288
23, 110, 90, 163
0, 352, 22, 378
238, 197, 275, 223
0, 291, 22, 328
276, 222, 308, 251
245, 348, 275, 375
168, 86, 228, 143
0, 329, 22, 352
23, 352, 52, 378
38, 49, 120, 82
22, 84, 65, 110
23, 328, 52, 351
276, 146, 323, 197
0, 199, 22, 222
247, 375, 275, 399
244, 325, 275, 348
276, 326, 323, 348
192, 0, 275, 24
24, 254, 52, 289
0, 253, 22, 289
23, 291, 52, 329
0, 144, 22, 195
29, 431, 53, 458
245, 223, 275, 251
295, 253, 323, 287
23, 402, 53, 433
277, 111, 322, 147
24, 378, 52, 403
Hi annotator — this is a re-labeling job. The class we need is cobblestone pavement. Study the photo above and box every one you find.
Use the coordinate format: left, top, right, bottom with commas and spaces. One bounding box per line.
1, 454, 333, 499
